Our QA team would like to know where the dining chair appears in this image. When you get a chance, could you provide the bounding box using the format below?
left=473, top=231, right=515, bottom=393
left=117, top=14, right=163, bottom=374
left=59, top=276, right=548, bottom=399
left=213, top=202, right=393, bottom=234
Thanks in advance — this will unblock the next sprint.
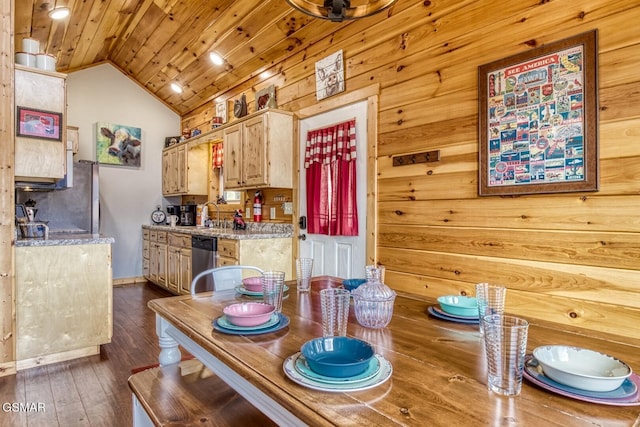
left=190, top=265, right=264, bottom=295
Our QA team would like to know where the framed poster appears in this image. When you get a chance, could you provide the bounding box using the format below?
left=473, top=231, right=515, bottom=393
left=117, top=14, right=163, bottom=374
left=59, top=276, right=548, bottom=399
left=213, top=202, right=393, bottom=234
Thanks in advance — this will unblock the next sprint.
left=478, top=30, right=599, bottom=196
left=96, top=122, right=142, bottom=167
left=255, top=85, right=277, bottom=110
left=16, top=107, right=62, bottom=141
left=315, top=50, right=344, bottom=100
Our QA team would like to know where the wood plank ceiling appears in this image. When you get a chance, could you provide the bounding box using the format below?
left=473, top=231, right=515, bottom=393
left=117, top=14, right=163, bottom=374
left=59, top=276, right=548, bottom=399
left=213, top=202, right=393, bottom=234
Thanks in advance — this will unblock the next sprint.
left=14, top=0, right=345, bottom=116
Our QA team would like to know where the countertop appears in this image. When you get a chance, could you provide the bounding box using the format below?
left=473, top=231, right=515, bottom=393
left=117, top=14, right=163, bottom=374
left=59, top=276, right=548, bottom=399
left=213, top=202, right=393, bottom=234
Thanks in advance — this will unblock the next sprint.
left=143, top=223, right=293, bottom=240
left=15, top=233, right=115, bottom=247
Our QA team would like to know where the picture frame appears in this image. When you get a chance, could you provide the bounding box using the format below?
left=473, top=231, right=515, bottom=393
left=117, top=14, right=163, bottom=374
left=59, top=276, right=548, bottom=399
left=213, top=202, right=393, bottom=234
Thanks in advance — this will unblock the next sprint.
left=16, top=106, right=62, bottom=141
left=96, top=122, right=142, bottom=167
left=215, top=101, right=227, bottom=124
left=315, top=50, right=344, bottom=101
left=478, top=30, right=599, bottom=196
left=255, top=85, right=277, bottom=110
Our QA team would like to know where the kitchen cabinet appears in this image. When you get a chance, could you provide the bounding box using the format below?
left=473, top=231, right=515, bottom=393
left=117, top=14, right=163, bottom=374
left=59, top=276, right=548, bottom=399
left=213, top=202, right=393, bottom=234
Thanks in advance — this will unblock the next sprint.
left=167, top=232, right=192, bottom=295
left=14, top=65, right=66, bottom=181
left=148, top=230, right=168, bottom=288
left=15, top=242, right=112, bottom=370
left=217, top=237, right=292, bottom=279
left=223, top=110, right=293, bottom=190
left=162, top=141, right=209, bottom=196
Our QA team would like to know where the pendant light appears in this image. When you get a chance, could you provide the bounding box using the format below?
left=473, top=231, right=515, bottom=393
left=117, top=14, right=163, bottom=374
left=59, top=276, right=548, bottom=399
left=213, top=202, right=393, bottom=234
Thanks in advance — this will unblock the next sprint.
left=285, top=0, right=398, bottom=22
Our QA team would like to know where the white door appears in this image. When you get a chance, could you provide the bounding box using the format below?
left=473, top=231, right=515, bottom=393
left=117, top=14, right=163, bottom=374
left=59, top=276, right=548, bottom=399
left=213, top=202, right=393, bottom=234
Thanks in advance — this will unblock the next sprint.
left=298, top=100, right=368, bottom=279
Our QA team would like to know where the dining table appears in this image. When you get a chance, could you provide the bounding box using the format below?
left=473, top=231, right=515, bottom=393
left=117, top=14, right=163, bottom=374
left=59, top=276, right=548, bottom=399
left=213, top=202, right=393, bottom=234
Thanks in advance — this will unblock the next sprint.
left=148, top=276, right=640, bottom=426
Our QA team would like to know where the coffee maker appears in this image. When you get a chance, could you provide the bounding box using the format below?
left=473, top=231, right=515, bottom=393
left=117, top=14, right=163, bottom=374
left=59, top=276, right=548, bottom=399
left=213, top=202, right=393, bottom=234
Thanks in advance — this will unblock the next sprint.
left=166, top=205, right=180, bottom=225
left=179, top=205, right=197, bottom=226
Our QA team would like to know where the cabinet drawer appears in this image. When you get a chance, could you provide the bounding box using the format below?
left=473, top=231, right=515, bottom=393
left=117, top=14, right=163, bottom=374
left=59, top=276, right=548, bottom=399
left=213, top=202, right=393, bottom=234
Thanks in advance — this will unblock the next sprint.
left=218, top=238, right=239, bottom=260
left=217, top=256, right=238, bottom=267
left=143, top=229, right=150, bottom=240
left=149, top=230, right=157, bottom=241
left=169, top=233, right=191, bottom=248
left=157, top=231, right=168, bottom=244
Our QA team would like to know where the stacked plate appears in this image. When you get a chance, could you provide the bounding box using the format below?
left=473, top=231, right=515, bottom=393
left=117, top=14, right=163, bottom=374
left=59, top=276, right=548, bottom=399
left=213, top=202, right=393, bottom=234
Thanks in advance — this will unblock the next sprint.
left=283, top=337, right=393, bottom=392
left=427, top=295, right=479, bottom=324
left=212, top=312, right=290, bottom=335
left=235, top=284, right=289, bottom=297
left=524, top=345, right=639, bottom=406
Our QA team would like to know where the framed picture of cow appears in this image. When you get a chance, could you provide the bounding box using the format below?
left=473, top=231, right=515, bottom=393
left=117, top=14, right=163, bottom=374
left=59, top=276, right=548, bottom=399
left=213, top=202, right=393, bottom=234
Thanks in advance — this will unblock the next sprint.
left=95, top=122, right=142, bottom=167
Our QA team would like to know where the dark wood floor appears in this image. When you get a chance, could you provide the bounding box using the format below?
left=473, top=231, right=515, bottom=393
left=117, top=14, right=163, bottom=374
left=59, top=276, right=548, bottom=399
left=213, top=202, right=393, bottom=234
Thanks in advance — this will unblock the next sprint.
left=0, top=283, right=174, bottom=427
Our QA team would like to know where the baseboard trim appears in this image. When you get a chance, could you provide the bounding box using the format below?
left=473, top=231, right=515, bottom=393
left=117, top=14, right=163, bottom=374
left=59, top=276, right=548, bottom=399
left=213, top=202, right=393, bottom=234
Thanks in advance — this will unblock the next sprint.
left=113, top=276, right=148, bottom=287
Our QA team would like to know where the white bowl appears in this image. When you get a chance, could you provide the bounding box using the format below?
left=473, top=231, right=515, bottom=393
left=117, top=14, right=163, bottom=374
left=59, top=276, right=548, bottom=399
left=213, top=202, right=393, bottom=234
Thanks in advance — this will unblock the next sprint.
left=533, top=345, right=632, bottom=392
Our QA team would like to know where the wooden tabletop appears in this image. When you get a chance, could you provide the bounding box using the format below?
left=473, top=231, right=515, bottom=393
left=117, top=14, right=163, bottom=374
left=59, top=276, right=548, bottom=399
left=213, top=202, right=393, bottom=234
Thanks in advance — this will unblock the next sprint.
left=148, top=277, right=640, bottom=426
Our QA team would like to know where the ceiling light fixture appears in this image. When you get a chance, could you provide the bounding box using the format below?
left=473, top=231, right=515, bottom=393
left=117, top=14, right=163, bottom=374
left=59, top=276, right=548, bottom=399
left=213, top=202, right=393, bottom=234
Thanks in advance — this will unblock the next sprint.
left=48, top=7, right=71, bottom=20
left=170, top=82, right=183, bottom=93
left=285, top=0, right=398, bottom=22
left=209, top=52, right=224, bottom=66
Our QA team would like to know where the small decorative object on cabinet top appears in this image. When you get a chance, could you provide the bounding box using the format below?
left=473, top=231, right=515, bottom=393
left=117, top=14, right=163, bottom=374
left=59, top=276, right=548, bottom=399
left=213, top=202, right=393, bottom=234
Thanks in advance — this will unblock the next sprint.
left=164, top=136, right=180, bottom=147
left=234, top=94, right=248, bottom=118
left=215, top=101, right=227, bottom=124
left=256, top=85, right=276, bottom=110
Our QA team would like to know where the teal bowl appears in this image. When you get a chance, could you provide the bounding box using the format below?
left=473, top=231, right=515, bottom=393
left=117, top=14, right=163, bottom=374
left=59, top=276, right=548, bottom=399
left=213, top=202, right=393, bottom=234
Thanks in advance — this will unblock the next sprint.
left=301, top=337, right=375, bottom=378
left=437, top=295, right=478, bottom=317
left=342, top=278, right=367, bottom=292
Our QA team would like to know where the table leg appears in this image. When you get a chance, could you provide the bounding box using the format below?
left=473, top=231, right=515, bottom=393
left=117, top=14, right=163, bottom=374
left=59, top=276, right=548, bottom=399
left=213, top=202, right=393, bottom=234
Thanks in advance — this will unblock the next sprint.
left=155, top=313, right=181, bottom=366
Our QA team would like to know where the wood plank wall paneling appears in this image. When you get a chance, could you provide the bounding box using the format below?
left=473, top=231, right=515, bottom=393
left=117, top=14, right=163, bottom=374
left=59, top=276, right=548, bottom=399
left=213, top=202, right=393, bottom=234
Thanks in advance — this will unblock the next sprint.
left=1, top=0, right=15, bottom=375
left=181, top=0, right=640, bottom=341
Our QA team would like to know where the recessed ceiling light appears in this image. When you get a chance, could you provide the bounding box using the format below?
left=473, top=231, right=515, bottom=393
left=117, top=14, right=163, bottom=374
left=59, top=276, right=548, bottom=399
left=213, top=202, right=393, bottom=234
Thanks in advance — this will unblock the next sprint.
left=170, top=82, right=183, bottom=93
left=209, top=52, right=224, bottom=66
left=48, top=7, right=70, bottom=20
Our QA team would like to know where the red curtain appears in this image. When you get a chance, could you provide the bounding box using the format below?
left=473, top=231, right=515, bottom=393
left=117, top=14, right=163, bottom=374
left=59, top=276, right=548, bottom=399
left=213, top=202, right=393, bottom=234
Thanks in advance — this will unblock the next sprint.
left=212, top=143, right=223, bottom=168
left=304, top=119, right=358, bottom=236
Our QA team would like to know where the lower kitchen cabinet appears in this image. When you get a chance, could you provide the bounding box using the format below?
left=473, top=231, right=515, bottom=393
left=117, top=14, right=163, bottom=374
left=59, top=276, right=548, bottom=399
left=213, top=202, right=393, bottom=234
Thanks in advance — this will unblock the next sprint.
left=217, top=237, right=292, bottom=279
left=167, top=232, right=192, bottom=294
left=148, top=230, right=168, bottom=288
left=15, top=242, right=113, bottom=370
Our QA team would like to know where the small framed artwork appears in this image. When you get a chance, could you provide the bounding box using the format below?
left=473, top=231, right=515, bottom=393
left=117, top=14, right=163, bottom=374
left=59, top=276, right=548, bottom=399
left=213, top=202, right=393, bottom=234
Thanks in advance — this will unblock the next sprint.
left=16, top=107, right=62, bottom=141
left=215, top=101, right=227, bottom=124
left=96, top=122, right=142, bottom=167
left=315, top=50, right=345, bottom=101
left=255, top=85, right=277, bottom=110
left=478, top=30, right=599, bottom=196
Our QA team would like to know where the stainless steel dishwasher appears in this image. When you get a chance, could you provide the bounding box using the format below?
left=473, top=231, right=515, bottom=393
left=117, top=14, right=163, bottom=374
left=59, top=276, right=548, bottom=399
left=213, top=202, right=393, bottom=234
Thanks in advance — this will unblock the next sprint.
left=191, top=236, right=217, bottom=293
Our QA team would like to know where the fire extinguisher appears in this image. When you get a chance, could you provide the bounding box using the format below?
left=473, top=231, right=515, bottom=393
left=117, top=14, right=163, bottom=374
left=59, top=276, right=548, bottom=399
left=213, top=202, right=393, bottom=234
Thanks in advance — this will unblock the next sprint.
left=253, top=191, right=263, bottom=222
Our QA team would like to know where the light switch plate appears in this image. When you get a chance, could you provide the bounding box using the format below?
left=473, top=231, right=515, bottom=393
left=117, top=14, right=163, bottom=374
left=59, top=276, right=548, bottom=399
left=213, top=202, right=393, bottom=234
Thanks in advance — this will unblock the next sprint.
left=283, top=202, right=293, bottom=215
left=270, top=207, right=276, bottom=218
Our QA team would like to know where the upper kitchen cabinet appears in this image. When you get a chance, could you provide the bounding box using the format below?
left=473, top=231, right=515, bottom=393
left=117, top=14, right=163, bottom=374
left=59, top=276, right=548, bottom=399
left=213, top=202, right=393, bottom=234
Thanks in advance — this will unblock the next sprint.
left=14, top=65, right=66, bottom=181
left=162, top=141, right=209, bottom=196
left=223, top=109, right=293, bottom=190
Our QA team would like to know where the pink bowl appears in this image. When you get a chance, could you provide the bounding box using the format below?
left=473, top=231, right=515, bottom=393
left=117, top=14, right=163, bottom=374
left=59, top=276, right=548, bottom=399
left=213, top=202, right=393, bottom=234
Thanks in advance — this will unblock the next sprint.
left=242, top=276, right=263, bottom=292
left=223, top=302, right=275, bottom=327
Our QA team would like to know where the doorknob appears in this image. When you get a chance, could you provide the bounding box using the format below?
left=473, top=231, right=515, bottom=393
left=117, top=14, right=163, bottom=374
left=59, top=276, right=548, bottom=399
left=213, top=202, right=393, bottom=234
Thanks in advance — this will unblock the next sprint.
left=298, top=234, right=306, bottom=241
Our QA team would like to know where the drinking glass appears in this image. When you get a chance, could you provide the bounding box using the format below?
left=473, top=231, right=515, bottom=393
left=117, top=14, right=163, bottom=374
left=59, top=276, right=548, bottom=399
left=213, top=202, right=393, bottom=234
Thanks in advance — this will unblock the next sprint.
left=482, top=314, right=529, bottom=396
left=320, top=288, right=351, bottom=337
left=296, top=258, right=314, bottom=292
left=475, top=283, right=506, bottom=335
left=261, top=271, right=286, bottom=313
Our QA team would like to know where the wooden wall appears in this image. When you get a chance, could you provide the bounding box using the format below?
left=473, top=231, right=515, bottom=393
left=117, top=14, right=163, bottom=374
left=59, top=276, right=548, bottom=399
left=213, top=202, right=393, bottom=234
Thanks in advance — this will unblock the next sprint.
left=183, top=0, right=640, bottom=341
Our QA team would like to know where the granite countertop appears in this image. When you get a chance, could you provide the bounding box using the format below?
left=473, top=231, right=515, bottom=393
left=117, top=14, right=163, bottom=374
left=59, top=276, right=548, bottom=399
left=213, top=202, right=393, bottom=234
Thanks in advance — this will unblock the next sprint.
left=143, top=223, right=293, bottom=239
left=15, top=233, right=115, bottom=247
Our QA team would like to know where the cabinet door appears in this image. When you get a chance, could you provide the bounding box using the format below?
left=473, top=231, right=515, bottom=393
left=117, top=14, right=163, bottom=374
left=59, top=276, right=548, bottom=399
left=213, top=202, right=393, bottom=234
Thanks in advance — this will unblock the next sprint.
left=179, top=249, right=192, bottom=294
left=157, top=243, right=168, bottom=288
left=162, top=150, right=171, bottom=195
left=223, top=124, right=243, bottom=188
left=242, top=115, right=268, bottom=187
left=176, top=144, right=188, bottom=193
left=167, top=247, right=180, bottom=293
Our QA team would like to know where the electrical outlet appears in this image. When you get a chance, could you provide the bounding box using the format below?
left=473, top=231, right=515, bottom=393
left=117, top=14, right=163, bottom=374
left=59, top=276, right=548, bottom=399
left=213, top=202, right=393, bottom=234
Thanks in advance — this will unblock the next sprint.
left=270, top=207, right=276, bottom=218
left=283, top=202, right=293, bottom=215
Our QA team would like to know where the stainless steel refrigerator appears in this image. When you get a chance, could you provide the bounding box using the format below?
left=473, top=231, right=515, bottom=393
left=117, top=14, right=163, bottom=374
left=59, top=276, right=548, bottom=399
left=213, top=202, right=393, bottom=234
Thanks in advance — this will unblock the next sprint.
left=16, top=160, right=100, bottom=235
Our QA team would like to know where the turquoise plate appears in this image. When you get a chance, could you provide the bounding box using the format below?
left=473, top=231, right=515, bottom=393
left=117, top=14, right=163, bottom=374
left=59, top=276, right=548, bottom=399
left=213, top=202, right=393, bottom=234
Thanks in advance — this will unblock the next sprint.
left=235, top=284, right=290, bottom=297
left=212, top=313, right=289, bottom=336
left=216, top=312, right=280, bottom=331
left=294, top=353, right=380, bottom=384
